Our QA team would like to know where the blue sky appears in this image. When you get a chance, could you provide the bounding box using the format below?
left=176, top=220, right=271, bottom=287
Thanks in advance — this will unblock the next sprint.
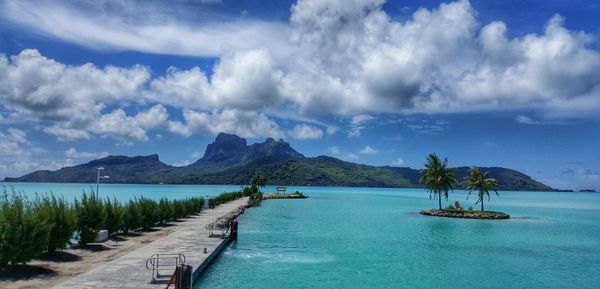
left=0, top=0, right=599, bottom=190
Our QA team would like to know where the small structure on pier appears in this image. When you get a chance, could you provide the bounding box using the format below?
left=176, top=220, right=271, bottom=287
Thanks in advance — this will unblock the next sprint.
left=276, top=186, right=287, bottom=194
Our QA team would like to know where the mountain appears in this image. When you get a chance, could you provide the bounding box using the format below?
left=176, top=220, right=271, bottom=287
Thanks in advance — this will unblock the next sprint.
left=191, top=133, right=304, bottom=167
left=4, top=134, right=554, bottom=191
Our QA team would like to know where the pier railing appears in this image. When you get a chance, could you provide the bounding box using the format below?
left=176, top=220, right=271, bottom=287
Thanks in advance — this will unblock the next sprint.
left=145, top=253, right=186, bottom=284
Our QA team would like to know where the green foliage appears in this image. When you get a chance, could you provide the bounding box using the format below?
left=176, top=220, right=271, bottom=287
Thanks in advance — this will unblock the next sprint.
left=104, top=197, right=124, bottom=236
left=137, top=197, right=158, bottom=230
left=121, top=200, right=141, bottom=234
left=251, top=173, right=266, bottom=190
left=157, top=197, right=174, bottom=225
left=38, top=194, right=76, bottom=252
left=74, top=192, right=106, bottom=245
left=463, top=167, right=499, bottom=212
left=419, top=153, right=458, bottom=210
left=172, top=200, right=187, bottom=220
left=0, top=188, right=50, bottom=267
left=0, top=188, right=206, bottom=266
left=242, top=185, right=258, bottom=197
left=291, top=191, right=304, bottom=197
left=208, top=191, right=244, bottom=208
left=249, top=192, right=263, bottom=206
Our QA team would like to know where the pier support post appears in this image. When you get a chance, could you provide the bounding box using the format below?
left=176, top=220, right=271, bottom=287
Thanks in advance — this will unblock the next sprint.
left=231, top=221, right=238, bottom=242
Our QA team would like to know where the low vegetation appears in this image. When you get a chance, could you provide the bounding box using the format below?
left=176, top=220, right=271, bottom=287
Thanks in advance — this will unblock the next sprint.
left=419, top=154, right=509, bottom=219
left=0, top=186, right=205, bottom=268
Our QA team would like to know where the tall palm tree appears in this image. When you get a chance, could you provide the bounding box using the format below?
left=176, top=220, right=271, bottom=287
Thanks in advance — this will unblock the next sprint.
left=251, top=173, right=266, bottom=190
left=464, top=167, right=499, bottom=211
left=419, top=153, right=458, bottom=210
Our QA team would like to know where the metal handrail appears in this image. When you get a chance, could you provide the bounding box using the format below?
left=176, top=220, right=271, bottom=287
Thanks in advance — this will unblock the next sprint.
left=146, top=254, right=185, bottom=284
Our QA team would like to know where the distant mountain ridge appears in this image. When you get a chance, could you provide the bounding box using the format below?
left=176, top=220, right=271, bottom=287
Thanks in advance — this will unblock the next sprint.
left=4, top=133, right=554, bottom=191
left=192, top=133, right=304, bottom=167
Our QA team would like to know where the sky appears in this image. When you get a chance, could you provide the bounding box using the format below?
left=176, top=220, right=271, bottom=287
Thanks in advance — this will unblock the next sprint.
left=0, top=0, right=599, bottom=190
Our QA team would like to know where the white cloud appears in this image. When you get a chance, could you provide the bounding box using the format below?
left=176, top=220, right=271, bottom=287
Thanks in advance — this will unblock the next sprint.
left=172, top=160, right=191, bottom=167
left=168, top=109, right=282, bottom=138
left=0, top=128, right=31, bottom=157
left=0, top=0, right=599, bottom=146
left=344, top=153, right=359, bottom=161
left=1, top=1, right=291, bottom=58
left=348, top=114, right=375, bottom=137
left=328, top=146, right=341, bottom=155
left=190, top=151, right=204, bottom=159
left=65, top=148, right=109, bottom=159
left=359, top=145, right=378, bottom=155
left=392, top=158, right=405, bottom=166
left=516, top=115, right=541, bottom=125
left=289, top=124, right=323, bottom=139
left=326, top=126, right=338, bottom=135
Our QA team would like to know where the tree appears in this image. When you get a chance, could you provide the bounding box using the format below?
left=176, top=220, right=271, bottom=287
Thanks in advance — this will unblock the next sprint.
left=251, top=173, right=266, bottom=190
left=464, top=167, right=499, bottom=211
left=419, top=153, right=458, bottom=210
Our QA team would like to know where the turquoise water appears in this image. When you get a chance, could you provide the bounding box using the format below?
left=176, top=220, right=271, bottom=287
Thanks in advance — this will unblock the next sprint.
left=4, top=183, right=600, bottom=288
left=196, top=187, right=600, bottom=289
left=1, top=182, right=244, bottom=202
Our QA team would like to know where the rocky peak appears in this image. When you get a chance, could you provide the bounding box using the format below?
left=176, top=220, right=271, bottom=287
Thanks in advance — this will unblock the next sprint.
left=192, top=133, right=304, bottom=167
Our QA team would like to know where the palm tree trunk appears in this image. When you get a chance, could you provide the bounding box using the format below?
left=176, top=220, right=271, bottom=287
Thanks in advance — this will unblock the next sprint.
left=438, top=193, right=442, bottom=210
left=481, top=197, right=484, bottom=211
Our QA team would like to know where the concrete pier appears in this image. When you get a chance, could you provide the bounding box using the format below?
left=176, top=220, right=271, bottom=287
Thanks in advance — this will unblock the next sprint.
left=53, top=197, right=249, bottom=289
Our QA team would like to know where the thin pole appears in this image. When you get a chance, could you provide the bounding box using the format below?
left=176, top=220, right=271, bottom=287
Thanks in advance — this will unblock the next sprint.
left=96, top=169, right=100, bottom=198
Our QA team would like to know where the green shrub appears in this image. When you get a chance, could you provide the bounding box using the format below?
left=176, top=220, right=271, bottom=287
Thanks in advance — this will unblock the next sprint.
left=104, top=197, right=124, bottom=236
left=74, top=192, right=106, bottom=245
left=173, top=200, right=187, bottom=220
left=157, top=197, right=174, bottom=225
left=208, top=191, right=244, bottom=208
left=38, top=194, right=76, bottom=252
left=137, top=197, right=158, bottom=230
left=121, top=200, right=141, bottom=234
left=249, top=192, right=263, bottom=206
left=0, top=189, right=50, bottom=267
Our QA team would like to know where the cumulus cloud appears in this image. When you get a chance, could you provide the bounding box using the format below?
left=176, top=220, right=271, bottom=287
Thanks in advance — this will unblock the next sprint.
left=289, top=124, right=324, bottom=139
left=328, top=146, right=341, bottom=155
left=65, top=148, right=109, bottom=159
left=0, top=128, right=31, bottom=157
left=1, top=0, right=600, bottom=145
left=392, top=158, right=405, bottom=166
left=359, top=145, right=378, bottom=155
left=168, top=109, right=282, bottom=138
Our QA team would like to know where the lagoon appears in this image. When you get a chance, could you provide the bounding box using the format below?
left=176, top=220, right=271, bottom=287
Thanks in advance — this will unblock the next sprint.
left=4, top=183, right=600, bottom=288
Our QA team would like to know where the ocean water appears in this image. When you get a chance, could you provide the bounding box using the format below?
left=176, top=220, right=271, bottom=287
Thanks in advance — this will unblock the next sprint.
left=195, top=187, right=600, bottom=289
left=3, top=183, right=599, bottom=288
left=1, top=182, right=244, bottom=203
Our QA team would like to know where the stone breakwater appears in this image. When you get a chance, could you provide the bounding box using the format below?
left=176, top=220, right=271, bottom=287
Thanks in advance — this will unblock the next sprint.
left=262, top=193, right=308, bottom=200
left=420, top=209, right=510, bottom=219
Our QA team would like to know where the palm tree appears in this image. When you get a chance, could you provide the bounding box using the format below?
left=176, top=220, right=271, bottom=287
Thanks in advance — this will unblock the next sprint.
left=251, top=173, right=266, bottom=191
left=464, top=167, right=499, bottom=211
left=419, top=153, right=458, bottom=210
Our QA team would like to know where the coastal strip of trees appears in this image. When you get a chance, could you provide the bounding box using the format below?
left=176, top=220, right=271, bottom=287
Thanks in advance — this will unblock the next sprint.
left=0, top=187, right=258, bottom=268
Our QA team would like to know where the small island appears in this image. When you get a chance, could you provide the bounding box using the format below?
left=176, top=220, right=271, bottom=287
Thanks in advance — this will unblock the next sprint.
left=420, top=209, right=509, bottom=219
left=419, top=153, right=510, bottom=220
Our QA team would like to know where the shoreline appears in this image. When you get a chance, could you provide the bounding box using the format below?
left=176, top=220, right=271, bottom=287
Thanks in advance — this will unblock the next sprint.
left=420, top=209, right=510, bottom=220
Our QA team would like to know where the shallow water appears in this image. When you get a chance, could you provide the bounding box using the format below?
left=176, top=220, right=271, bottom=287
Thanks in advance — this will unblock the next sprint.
left=195, top=187, right=600, bottom=289
left=4, top=183, right=599, bottom=288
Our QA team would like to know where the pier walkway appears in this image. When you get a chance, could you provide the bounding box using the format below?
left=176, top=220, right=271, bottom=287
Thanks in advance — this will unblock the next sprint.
left=53, top=197, right=249, bottom=289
